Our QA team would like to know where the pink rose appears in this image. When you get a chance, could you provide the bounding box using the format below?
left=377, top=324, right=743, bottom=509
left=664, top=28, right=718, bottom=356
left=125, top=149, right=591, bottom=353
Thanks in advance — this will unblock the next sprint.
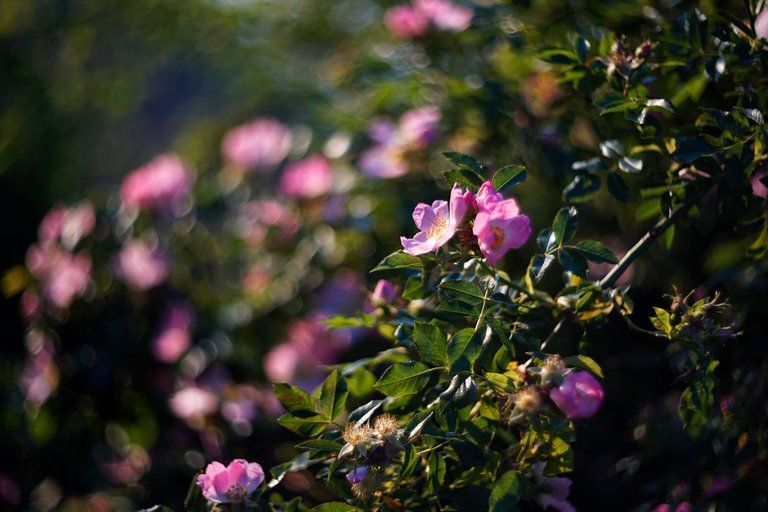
left=401, top=184, right=468, bottom=255
left=756, top=8, right=768, bottom=39
left=120, top=153, right=195, bottom=215
left=532, top=462, right=576, bottom=512
left=549, top=371, right=605, bottom=419
left=113, top=239, right=169, bottom=291
left=470, top=181, right=531, bottom=265
left=384, top=5, right=429, bottom=39
left=196, top=459, right=265, bottom=504
left=221, top=118, right=292, bottom=170
left=279, top=155, right=333, bottom=198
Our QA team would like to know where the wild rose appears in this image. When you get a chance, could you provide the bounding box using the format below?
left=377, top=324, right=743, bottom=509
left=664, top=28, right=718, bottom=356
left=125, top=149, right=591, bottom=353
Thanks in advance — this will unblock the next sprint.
left=470, top=182, right=531, bottom=265
left=414, top=0, right=473, bottom=32
left=221, top=118, right=292, bottom=171
left=151, top=302, right=194, bottom=363
left=27, top=245, right=92, bottom=309
left=401, top=183, right=468, bottom=255
left=532, top=462, right=576, bottom=512
left=397, top=106, right=441, bottom=149
left=169, top=386, right=219, bottom=425
left=38, top=201, right=95, bottom=249
left=113, top=239, right=169, bottom=291
left=384, top=5, right=429, bottom=39
left=120, top=153, right=195, bottom=215
left=279, top=155, right=333, bottom=198
left=756, top=8, right=768, bottom=39
left=196, top=459, right=265, bottom=504
left=549, top=371, right=605, bottom=419
left=358, top=142, right=408, bottom=179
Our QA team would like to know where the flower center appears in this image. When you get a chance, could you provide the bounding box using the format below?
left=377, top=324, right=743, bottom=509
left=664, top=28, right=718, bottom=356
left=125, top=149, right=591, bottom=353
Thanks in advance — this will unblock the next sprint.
left=426, top=215, right=448, bottom=240
left=224, top=483, right=247, bottom=502
left=490, top=226, right=505, bottom=249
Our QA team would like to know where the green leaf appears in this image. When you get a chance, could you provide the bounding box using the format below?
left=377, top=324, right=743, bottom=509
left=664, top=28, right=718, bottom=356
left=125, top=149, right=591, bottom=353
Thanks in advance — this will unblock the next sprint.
left=563, top=355, right=604, bottom=378
left=413, top=322, right=448, bottom=367
left=563, top=174, right=601, bottom=203
left=645, top=98, right=676, bottom=113
left=671, top=136, right=716, bottom=164
left=374, top=362, right=434, bottom=397
left=444, top=168, right=485, bottom=191
left=551, top=207, right=578, bottom=247
left=296, top=438, right=344, bottom=453
left=557, top=248, right=588, bottom=278
left=447, top=328, right=483, bottom=373
left=537, top=228, right=557, bottom=252
left=575, top=36, right=590, bottom=62
left=528, top=253, right=555, bottom=284
left=319, top=370, right=348, bottom=422
left=618, top=156, right=643, bottom=174
left=443, top=151, right=485, bottom=174
left=572, top=240, right=618, bottom=264
left=489, top=470, right=520, bottom=512
left=635, top=198, right=661, bottom=222
left=484, top=372, right=517, bottom=393
left=274, top=383, right=316, bottom=414
left=371, top=251, right=423, bottom=273
left=606, top=173, right=630, bottom=202
left=277, top=412, right=329, bottom=437
left=599, top=139, right=624, bottom=159
left=572, top=157, right=604, bottom=174
left=748, top=224, right=768, bottom=260
left=661, top=224, right=675, bottom=250
left=321, top=314, right=375, bottom=330
left=346, top=368, right=377, bottom=398
left=438, top=279, right=485, bottom=304
left=401, top=443, right=419, bottom=478
left=184, top=473, right=208, bottom=512
left=492, top=165, right=527, bottom=191
left=310, top=503, right=359, bottom=512
left=426, top=452, right=447, bottom=494
left=539, top=48, right=579, bottom=64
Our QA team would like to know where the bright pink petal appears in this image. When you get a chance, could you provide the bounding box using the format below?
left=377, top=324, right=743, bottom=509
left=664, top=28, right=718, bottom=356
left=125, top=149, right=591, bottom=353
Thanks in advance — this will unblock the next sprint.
left=412, top=202, right=438, bottom=230
left=401, top=232, right=437, bottom=255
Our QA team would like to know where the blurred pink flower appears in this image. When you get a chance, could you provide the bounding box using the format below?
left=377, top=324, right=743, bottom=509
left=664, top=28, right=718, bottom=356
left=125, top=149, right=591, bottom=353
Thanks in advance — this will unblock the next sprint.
left=549, top=371, right=605, bottom=419
left=398, top=106, right=441, bottom=148
left=27, top=244, right=92, bottom=309
left=414, top=0, right=473, bottom=32
left=196, top=459, right=265, bottom=504
left=532, top=462, right=575, bottom=512
left=20, top=330, right=59, bottom=406
left=120, top=153, right=195, bottom=215
left=169, top=386, right=219, bottom=421
left=756, top=8, right=768, bottom=39
left=372, top=279, right=398, bottom=305
left=384, top=4, right=429, bottom=39
left=470, top=182, right=531, bottom=265
left=279, top=155, right=333, bottom=198
left=221, top=118, right=292, bottom=170
left=38, top=201, right=95, bottom=249
left=151, top=302, right=194, bottom=363
left=358, top=143, right=409, bottom=179
left=401, top=183, right=468, bottom=255
left=751, top=167, right=768, bottom=198
left=0, top=474, right=21, bottom=506
left=114, top=239, right=169, bottom=291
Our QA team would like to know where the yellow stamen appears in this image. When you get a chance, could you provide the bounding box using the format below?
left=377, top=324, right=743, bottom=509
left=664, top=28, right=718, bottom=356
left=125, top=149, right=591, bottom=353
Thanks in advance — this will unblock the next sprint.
left=426, top=216, right=448, bottom=240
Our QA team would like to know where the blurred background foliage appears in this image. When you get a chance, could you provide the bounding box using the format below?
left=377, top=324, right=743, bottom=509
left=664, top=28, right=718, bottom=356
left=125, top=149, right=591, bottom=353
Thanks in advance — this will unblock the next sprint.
left=1, top=0, right=767, bottom=510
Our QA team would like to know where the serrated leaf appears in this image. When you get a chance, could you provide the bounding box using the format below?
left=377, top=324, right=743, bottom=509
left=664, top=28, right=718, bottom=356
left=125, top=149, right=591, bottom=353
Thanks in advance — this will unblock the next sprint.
left=529, top=253, right=555, bottom=284
left=671, top=136, right=716, bottom=164
left=274, top=383, right=316, bottom=414
left=618, top=156, right=643, bottom=174
left=319, top=370, right=348, bottom=422
left=563, top=174, right=601, bottom=203
left=401, top=443, right=419, bottom=478
left=427, top=453, right=447, bottom=493
left=489, top=470, right=520, bottom=512
left=645, top=98, right=676, bottom=113
left=438, top=279, right=485, bottom=304
left=447, top=328, right=482, bottom=373
left=413, top=322, right=448, bottom=367
left=277, top=412, right=329, bottom=437
left=492, top=164, right=527, bottom=191
left=573, top=240, right=618, bottom=264
left=600, top=139, right=624, bottom=159
left=374, top=362, right=434, bottom=397
left=606, top=172, right=630, bottom=202
left=444, top=168, right=485, bottom=191
left=484, top=372, right=517, bottom=393
left=371, top=251, right=423, bottom=273
left=537, top=228, right=557, bottom=252
left=551, top=207, right=578, bottom=246
left=563, top=355, right=604, bottom=378
left=443, top=151, right=485, bottom=173
left=557, top=248, right=588, bottom=278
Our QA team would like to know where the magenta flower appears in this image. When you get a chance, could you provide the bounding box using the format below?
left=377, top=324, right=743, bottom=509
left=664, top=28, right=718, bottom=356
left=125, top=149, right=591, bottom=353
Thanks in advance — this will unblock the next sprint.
left=38, top=201, right=95, bottom=249
left=221, top=118, right=292, bottom=171
left=120, top=153, right=195, bottom=215
left=384, top=5, right=429, bottom=39
left=114, top=239, right=169, bottom=291
left=397, top=106, right=441, bottom=149
left=401, top=184, right=468, bottom=255
left=751, top=167, right=768, bottom=198
left=470, top=182, right=531, bottom=265
left=346, top=466, right=369, bottom=485
left=372, top=279, right=398, bottom=305
left=532, top=462, right=575, bottom=512
left=549, top=371, right=605, bottom=419
left=151, top=302, right=194, bottom=364
left=27, top=245, right=92, bottom=309
left=196, top=459, right=265, bottom=504
left=756, top=8, right=768, bottom=39
left=279, top=155, right=334, bottom=198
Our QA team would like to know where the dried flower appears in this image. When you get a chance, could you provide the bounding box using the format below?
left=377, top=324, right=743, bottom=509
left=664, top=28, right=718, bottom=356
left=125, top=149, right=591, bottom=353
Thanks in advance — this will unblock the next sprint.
left=374, top=413, right=400, bottom=437
left=343, top=421, right=374, bottom=446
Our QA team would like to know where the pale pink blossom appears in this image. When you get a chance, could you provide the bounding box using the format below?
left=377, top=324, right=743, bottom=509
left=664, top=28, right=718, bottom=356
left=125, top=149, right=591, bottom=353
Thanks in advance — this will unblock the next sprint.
left=113, top=239, right=169, bottom=291
left=196, top=459, right=265, bottom=504
left=470, top=182, right=531, bottom=265
left=169, top=386, right=219, bottom=420
left=120, top=153, right=195, bottom=215
left=414, top=0, right=473, bottom=32
left=398, top=106, right=441, bottom=148
left=279, top=155, right=333, bottom=198
left=384, top=5, right=429, bottom=39
left=756, top=8, right=768, bottom=39
left=221, top=118, right=292, bottom=170
left=151, top=302, right=194, bottom=363
left=38, top=201, right=95, bottom=249
left=27, top=245, right=92, bottom=308
left=358, top=143, right=409, bottom=179
left=401, top=183, right=468, bottom=255
left=751, top=167, right=768, bottom=198
left=20, top=332, right=59, bottom=406
left=532, top=462, right=576, bottom=512
left=549, top=371, right=605, bottom=419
